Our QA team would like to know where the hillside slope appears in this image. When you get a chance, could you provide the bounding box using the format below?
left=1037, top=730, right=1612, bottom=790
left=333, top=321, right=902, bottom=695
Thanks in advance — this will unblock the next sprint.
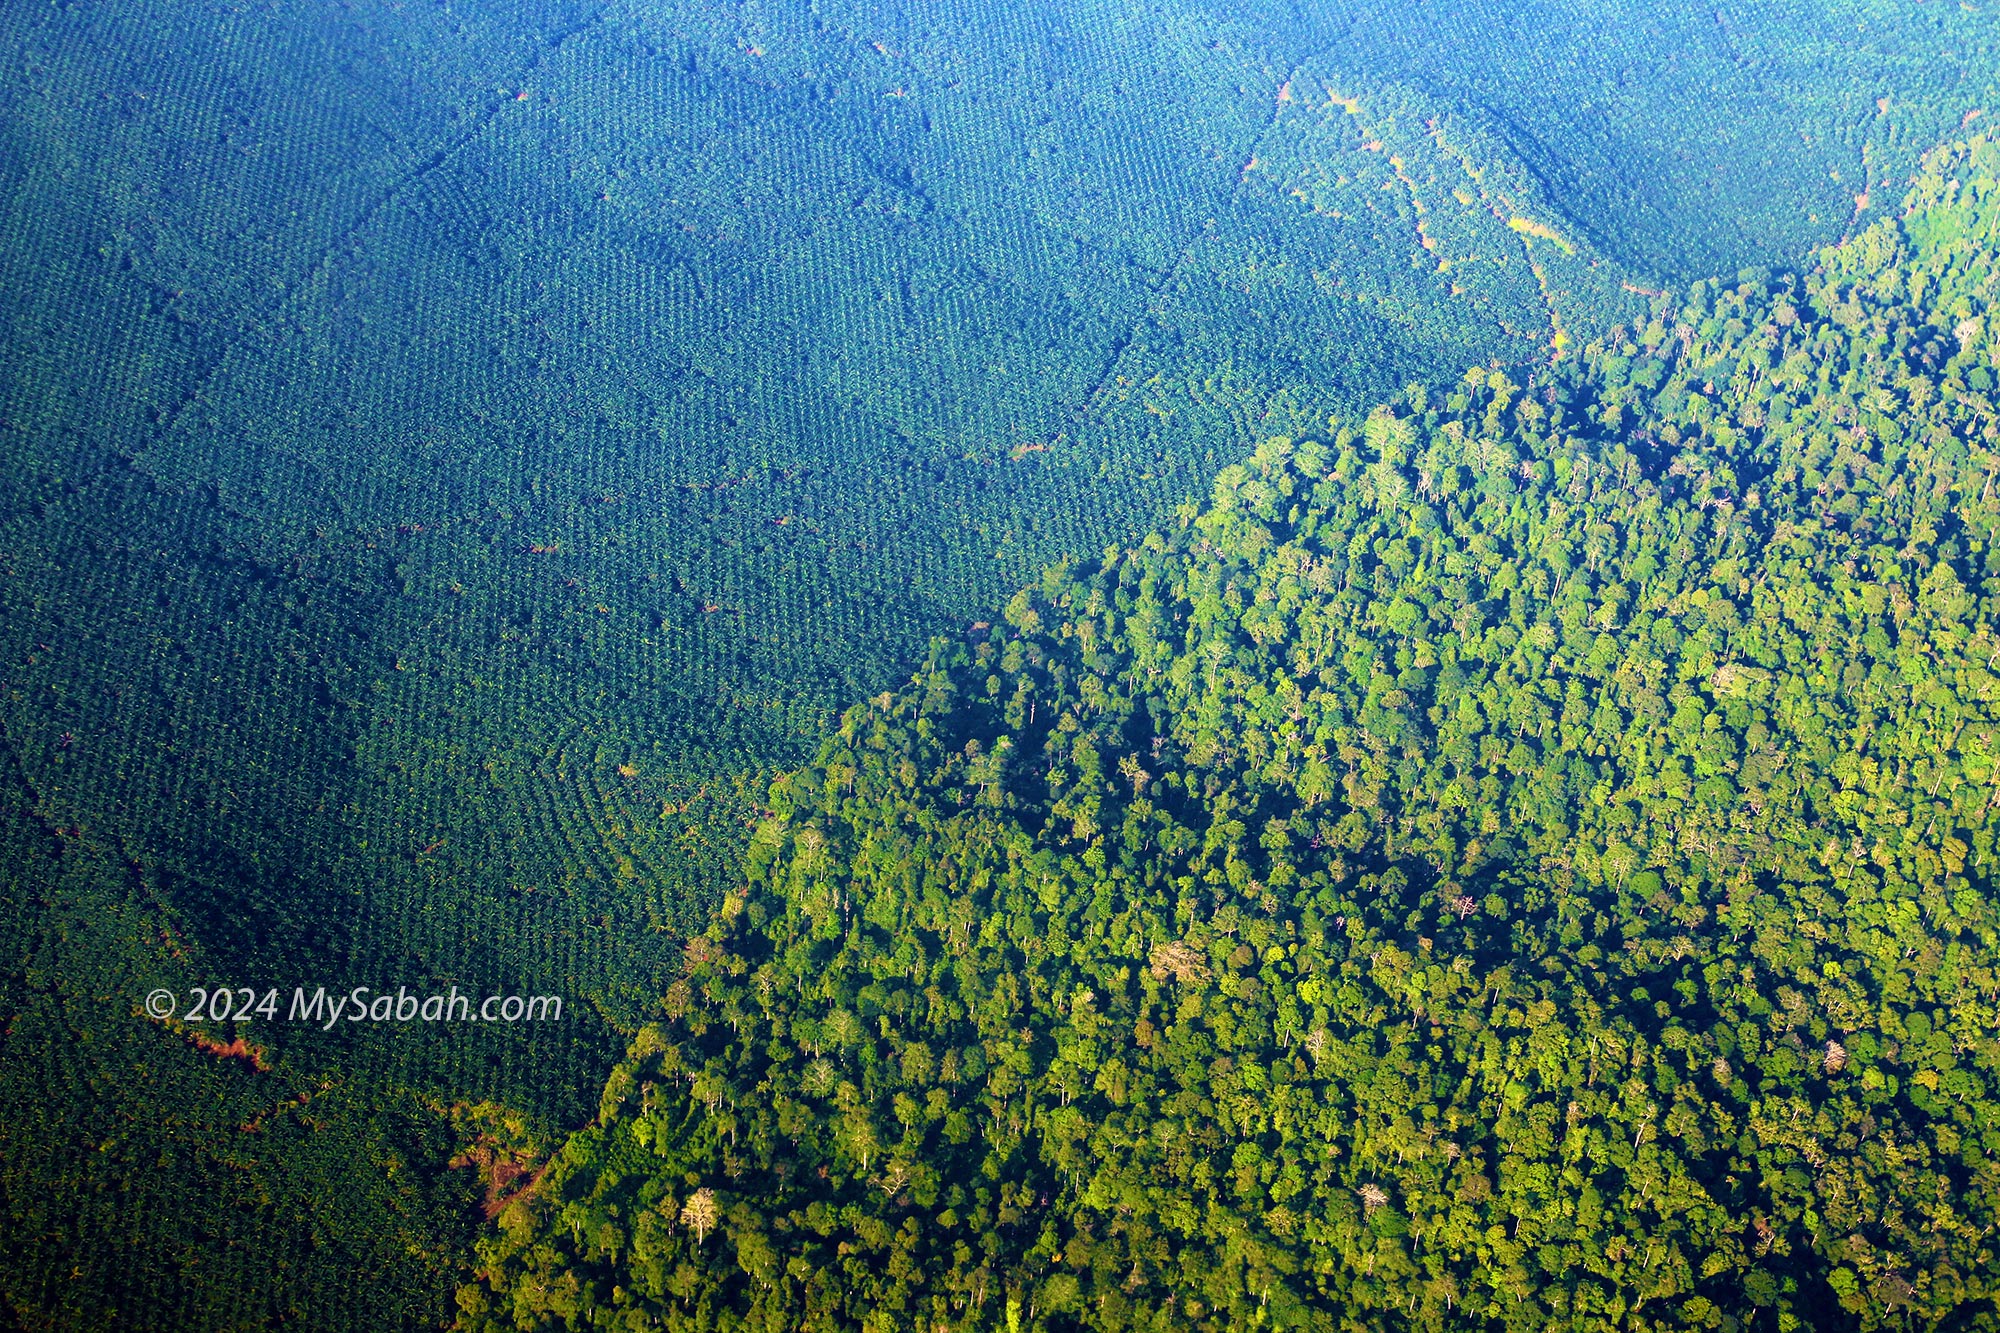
left=464, top=138, right=2000, bottom=1332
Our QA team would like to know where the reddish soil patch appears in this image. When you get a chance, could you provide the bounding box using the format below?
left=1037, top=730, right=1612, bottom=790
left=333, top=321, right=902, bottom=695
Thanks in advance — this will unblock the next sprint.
left=189, top=1032, right=272, bottom=1073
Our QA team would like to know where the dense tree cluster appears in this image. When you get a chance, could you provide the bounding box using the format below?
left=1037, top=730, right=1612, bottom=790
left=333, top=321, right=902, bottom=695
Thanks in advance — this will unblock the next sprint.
left=457, top=138, right=2000, bottom=1332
